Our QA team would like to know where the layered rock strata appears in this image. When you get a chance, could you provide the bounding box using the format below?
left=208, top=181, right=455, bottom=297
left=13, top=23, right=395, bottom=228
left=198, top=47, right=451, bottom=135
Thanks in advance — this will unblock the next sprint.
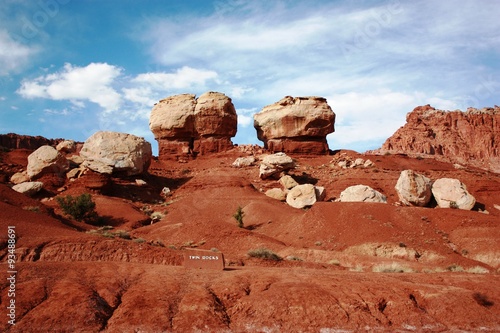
left=150, top=92, right=237, bottom=159
left=377, top=105, right=500, bottom=172
left=254, top=96, right=335, bottom=154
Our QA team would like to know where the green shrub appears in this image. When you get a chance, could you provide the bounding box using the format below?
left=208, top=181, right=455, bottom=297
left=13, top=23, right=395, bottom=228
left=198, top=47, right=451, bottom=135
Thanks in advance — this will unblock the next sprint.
left=56, top=193, right=98, bottom=223
left=233, top=206, right=245, bottom=228
left=247, top=248, right=282, bottom=261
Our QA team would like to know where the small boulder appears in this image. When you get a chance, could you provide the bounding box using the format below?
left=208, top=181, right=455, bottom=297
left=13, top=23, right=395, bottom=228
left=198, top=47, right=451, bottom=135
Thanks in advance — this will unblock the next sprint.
left=80, top=131, right=152, bottom=176
left=56, top=140, right=76, bottom=153
left=286, top=184, right=317, bottom=209
left=66, top=167, right=83, bottom=179
left=259, top=153, right=295, bottom=179
left=27, top=145, right=70, bottom=179
left=265, top=188, right=287, bottom=201
left=395, top=170, right=432, bottom=207
left=12, top=181, right=44, bottom=196
left=351, top=158, right=365, bottom=168
left=10, top=171, right=30, bottom=185
left=431, top=178, right=476, bottom=210
left=339, top=185, right=387, bottom=203
left=279, top=175, right=298, bottom=190
left=232, top=156, right=256, bottom=168
left=315, top=186, right=326, bottom=201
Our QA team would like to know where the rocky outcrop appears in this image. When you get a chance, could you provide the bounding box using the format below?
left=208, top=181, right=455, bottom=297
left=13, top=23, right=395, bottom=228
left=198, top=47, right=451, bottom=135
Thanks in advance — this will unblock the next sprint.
left=80, top=131, right=152, bottom=176
left=150, top=92, right=237, bottom=159
left=338, top=185, right=387, bottom=203
left=395, top=170, right=433, bottom=207
left=27, top=146, right=70, bottom=179
left=254, top=96, right=335, bottom=154
left=376, top=105, right=500, bottom=172
left=0, top=133, right=65, bottom=150
left=431, top=178, right=476, bottom=210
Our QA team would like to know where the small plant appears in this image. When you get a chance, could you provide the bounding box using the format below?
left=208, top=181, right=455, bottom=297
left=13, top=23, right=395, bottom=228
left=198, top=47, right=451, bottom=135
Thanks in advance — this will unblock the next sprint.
left=449, top=201, right=459, bottom=209
left=22, top=206, right=40, bottom=213
left=285, top=256, right=303, bottom=261
left=150, top=211, right=165, bottom=223
left=115, top=230, right=131, bottom=240
left=133, top=238, right=146, bottom=243
left=372, top=262, right=414, bottom=273
left=447, top=264, right=464, bottom=272
left=247, top=248, right=282, bottom=261
left=56, top=193, right=98, bottom=223
left=314, top=241, right=323, bottom=246
left=328, top=259, right=341, bottom=266
left=233, top=206, right=245, bottom=228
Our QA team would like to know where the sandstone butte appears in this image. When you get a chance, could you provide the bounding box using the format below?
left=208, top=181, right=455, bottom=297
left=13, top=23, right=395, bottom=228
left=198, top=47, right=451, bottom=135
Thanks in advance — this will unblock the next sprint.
left=149, top=91, right=237, bottom=159
left=1, top=98, right=500, bottom=332
left=254, top=96, right=336, bottom=154
left=376, top=104, right=500, bottom=173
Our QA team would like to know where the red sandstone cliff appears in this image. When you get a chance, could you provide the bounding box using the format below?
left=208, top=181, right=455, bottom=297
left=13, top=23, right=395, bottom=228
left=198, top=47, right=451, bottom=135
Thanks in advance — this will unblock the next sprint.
left=375, top=105, right=500, bottom=172
left=0, top=133, right=65, bottom=150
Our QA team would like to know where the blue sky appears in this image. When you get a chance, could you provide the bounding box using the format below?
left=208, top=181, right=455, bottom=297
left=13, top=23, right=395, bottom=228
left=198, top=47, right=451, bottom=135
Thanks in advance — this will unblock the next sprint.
left=1, top=0, right=499, bottom=154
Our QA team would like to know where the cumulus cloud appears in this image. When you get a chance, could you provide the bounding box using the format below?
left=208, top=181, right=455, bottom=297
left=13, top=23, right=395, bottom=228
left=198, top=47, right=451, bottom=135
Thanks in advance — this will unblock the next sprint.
left=17, top=62, right=122, bottom=111
left=132, top=66, right=218, bottom=91
left=0, top=29, right=37, bottom=75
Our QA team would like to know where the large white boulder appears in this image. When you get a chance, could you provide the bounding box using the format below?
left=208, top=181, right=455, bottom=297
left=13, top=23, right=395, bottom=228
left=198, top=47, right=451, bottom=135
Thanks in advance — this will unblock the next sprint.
left=431, top=178, right=476, bottom=210
left=395, top=170, right=433, bottom=207
left=339, top=185, right=387, bottom=203
left=12, top=181, right=44, bottom=196
left=259, top=153, right=295, bottom=179
left=286, top=184, right=317, bottom=209
left=27, top=145, right=69, bottom=179
left=80, top=131, right=152, bottom=176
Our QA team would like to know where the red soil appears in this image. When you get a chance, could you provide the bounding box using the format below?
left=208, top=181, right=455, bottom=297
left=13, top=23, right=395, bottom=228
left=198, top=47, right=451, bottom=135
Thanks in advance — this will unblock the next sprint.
left=1, top=147, right=499, bottom=332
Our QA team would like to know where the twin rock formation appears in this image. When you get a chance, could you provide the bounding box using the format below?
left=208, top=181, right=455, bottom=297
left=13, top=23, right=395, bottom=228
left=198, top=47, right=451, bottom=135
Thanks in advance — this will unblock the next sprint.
left=149, top=92, right=336, bottom=159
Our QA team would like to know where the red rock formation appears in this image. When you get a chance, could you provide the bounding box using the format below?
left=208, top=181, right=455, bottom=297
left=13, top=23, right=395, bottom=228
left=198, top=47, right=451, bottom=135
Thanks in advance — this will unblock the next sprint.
left=0, top=133, right=65, bottom=150
left=253, top=96, right=335, bottom=154
left=377, top=105, right=500, bottom=172
left=150, top=92, right=237, bottom=159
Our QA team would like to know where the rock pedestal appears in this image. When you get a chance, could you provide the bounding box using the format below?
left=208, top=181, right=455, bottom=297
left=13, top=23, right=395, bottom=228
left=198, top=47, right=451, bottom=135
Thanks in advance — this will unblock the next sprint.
left=254, top=96, right=335, bottom=154
left=150, top=92, right=237, bottom=159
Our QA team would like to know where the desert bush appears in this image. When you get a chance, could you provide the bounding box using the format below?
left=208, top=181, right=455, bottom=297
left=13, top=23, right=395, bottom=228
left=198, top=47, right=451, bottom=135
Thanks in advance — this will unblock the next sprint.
left=372, top=262, right=414, bottom=273
left=114, top=230, right=131, bottom=240
left=233, top=206, right=245, bottom=228
left=57, top=193, right=98, bottom=223
left=466, top=266, right=489, bottom=274
left=133, top=238, right=146, bottom=243
left=248, top=248, right=282, bottom=261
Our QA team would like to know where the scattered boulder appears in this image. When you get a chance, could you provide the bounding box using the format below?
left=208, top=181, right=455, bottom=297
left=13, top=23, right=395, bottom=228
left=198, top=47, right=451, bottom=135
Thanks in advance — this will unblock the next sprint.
left=56, top=140, right=76, bottom=153
left=27, top=145, right=70, bottom=179
left=80, top=131, right=152, bottom=176
left=150, top=92, right=237, bottom=159
left=67, top=155, right=84, bottom=166
left=431, top=178, right=476, bottom=210
left=12, top=181, right=44, bottom=196
left=10, top=171, right=30, bottom=185
left=259, top=153, right=296, bottom=179
left=279, top=175, right=298, bottom=190
left=265, top=188, right=287, bottom=201
left=232, top=156, right=256, bottom=168
left=254, top=96, right=335, bottom=154
left=286, top=184, right=317, bottom=209
left=395, top=170, right=433, bottom=207
left=66, top=167, right=83, bottom=179
left=339, top=185, right=387, bottom=203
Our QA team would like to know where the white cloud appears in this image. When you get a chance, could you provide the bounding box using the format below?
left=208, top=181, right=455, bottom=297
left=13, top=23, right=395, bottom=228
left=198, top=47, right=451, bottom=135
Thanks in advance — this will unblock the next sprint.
left=0, top=29, right=38, bottom=76
left=237, top=114, right=252, bottom=127
left=17, top=62, right=122, bottom=111
left=0, top=96, right=5, bottom=101
left=132, top=66, right=218, bottom=91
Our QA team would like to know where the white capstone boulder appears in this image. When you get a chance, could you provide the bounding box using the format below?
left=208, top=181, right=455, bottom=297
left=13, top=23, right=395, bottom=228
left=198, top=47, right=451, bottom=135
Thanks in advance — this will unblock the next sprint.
left=80, top=131, right=152, bottom=176
left=339, top=185, right=387, bottom=203
left=286, top=184, right=317, bottom=209
left=395, top=170, right=432, bottom=207
left=431, top=178, right=476, bottom=210
left=12, top=181, right=44, bottom=196
left=27, top=145, right=70, bottom=179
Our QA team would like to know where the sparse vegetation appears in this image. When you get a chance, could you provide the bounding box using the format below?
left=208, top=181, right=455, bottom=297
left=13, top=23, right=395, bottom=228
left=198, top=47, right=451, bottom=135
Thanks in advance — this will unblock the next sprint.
left=248, top=248, right=282, bottom=261
left=372, top=262, right=414, bottom=273
left=285, top=256, right=303, bottom=261
left=22, top=206, right=40, bottom=213
left=150, top=211, right=165, bottom=223
left=233, top=206, right=245, bottom=228
left=447, top=264, right=464, bottom=272
left=57, top=193, right=98, bottom=223
left=114, top=230, right=131, bottom=240
left=133, top=238, right=146, bottom=243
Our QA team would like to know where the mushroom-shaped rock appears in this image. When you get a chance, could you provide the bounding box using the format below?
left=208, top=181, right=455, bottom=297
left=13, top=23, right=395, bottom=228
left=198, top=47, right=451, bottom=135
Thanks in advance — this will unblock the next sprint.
left=259, top=153, right=296, bottom=179
left=12, top=181, right=44, bottom=196
left=27, top=145, right=70, bottom=179
left=286, top=184, right=317, bottom=209
left=150, top=92, right=237, bottom=159
left=254, top=96, right=335, bottom=154
left=395, top=170, right=433, bottom=207
left=339, top=185, right=387, bottom=203
left=431, top=178, right=476, bottom=210
left=80, top=131, right=152, bottom=176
